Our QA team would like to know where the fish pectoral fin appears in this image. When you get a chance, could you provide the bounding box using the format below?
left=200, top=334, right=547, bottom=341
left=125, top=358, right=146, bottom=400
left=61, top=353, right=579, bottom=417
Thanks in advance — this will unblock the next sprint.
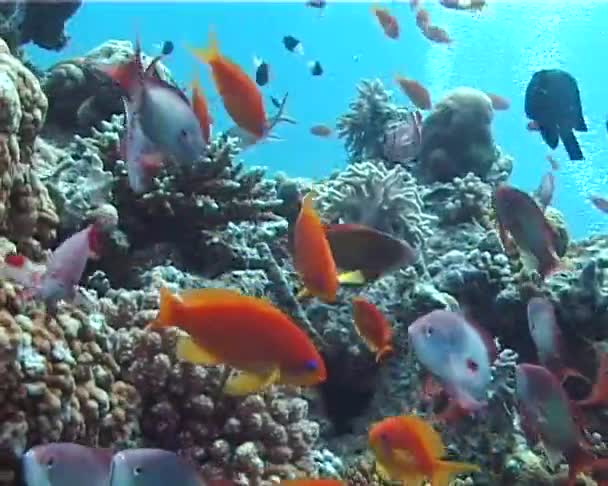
left=538, top=124, right=559, bottom=149
left=296, top=287, right=312, bottom=300
left=176, top=335, right=222, bottom=365
left=338, top=270, right=367, bottom=285
left=223, top=366, right=280, bottom=396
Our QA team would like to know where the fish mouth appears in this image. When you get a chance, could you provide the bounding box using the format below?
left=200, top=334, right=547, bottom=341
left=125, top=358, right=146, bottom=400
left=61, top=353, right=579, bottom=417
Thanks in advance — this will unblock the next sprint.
left=22, top=451, right=47, bottom=486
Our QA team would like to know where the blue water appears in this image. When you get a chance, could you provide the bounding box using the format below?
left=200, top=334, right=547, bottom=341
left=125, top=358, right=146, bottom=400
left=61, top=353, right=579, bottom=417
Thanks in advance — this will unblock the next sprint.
left=27, top=1, right=608, bottom=240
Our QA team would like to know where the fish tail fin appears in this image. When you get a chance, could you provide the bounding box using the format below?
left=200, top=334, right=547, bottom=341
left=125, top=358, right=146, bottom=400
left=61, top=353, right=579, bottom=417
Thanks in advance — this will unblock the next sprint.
left=147, top=287, right=181, bottom=330
left=190, top=30, right=220, bottom=64
left=375, top=345, right=393, bottom=363
left=432, top=460, right=480, bottom=486
left=560, top=127, right=584, bottom=160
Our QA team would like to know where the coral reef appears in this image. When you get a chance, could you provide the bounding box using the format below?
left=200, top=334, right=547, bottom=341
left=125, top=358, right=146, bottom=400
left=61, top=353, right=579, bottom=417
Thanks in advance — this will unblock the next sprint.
left=419, top=87, right=506, bottom=183
left=316, top=160, right=436, bottom=246
left=0, top=38, right=58, bottom=257
left=337, top=79, right=410, bottom=162
left=0, top=1, right=81, bottom=52
left=42, top=39, right=173, bottom=133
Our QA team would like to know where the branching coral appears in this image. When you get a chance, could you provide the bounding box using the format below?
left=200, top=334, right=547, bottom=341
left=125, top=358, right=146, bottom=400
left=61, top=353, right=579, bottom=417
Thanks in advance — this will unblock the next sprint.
left=316, top=161, right=435, bottom=246
left=337, top=79, right=409, bottom=162
left=0, top=38, right=58, bottom=257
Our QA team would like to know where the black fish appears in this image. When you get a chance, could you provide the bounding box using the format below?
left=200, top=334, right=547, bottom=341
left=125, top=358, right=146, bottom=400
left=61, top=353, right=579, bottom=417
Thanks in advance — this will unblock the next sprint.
left=308, top=60, right=323, bottom=76
left=525, top=69, right=587, bottom=161
left=306, top=0, right=326, bottom=8
left=283, top=35, right=303, bottom=54
left=161, top=40, right=174, bottom=56
left=254, top=56, right=270, bottom=87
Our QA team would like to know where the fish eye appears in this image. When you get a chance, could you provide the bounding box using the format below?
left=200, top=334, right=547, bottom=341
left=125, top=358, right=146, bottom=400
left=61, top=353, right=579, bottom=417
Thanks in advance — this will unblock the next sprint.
left=46, top=457, right=54, bottom=468
left=134, top=466, right=143, bottom=476
left=179, top=128, right=189, bottom=139
left=304, top=359, right=318, bottom=371
left=425, top=326, right=434, bottom=338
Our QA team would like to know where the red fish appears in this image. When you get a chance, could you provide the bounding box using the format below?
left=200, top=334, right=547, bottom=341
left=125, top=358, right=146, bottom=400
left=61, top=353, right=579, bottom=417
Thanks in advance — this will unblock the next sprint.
left=324, top=223, right=417, bottom=282
left=190, top=32, right=267, bottom=138
left=294, top=192, right=339, bottom=303
left=369, top=415, right=480, bottom=485
left=494, top=185, right=562, bottom=278
left=485, top=92, right=510, bottom=110
left=395, top=75, right=432, bottom=110
left=191, top=73, right=213, bottom=144
left=415, top=8, right=431, bottom=30
left=352, top=297, right=393, bottom=362
left=422, top=24, right=453, bottom=44
left=147, top=287, right=326, bottom=395
left=371, top=5, right=399, bottom=39
left=516, top=364, right=608, bottom=486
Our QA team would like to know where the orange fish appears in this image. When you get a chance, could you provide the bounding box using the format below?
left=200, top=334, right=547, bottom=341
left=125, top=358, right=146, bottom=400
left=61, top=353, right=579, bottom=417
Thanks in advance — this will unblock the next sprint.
left=190, top=32, right=266, bottom=138
left=422, top=24, right=452, bottom=44
left=191, top=73, right=213, bottom=144
left=415, top=8, right=431, bottom=30
left=485, top=92, right=510, bottom=110
left=147, top=287, right=327, bottom=395
left=310, top=124, right=332, bottom=137
left=395, top=75, right=432, bottom=110
left=371, top=5, right=399, bottom=39
left=369, top=415, right=480, bottom=485
left=294, top=192, right=339, bottom=303
left=352, top=297, right=393, bottom=362
left=281, top=481, right=345, bottom=486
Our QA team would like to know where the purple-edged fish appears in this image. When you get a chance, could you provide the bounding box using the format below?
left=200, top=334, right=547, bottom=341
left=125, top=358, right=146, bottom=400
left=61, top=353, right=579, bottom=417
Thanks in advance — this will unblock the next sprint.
left=23, top=443, right=112, bottom=486
left=109, top=449, right=203, bottom=486
left=515, top=363, right=608, bottom=486
left=494, top=184, right=562, bottom=278
left=408, top=310, right=492, bottom=413
left=527, top=297, right=585, bottom=384
left=99, top=37, right=206, bottom=171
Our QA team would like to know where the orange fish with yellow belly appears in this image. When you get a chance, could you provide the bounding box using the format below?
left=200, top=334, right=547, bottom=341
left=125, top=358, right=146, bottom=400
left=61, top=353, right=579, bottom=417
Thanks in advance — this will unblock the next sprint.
left=147, top=287, right=326, bottom=395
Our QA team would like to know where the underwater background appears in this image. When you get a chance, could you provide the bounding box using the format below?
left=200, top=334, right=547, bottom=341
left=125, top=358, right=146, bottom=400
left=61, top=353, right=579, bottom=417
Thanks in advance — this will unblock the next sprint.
left=4, top=0, right=608, bottom=485
left=29, top=1, right=608, bottom=239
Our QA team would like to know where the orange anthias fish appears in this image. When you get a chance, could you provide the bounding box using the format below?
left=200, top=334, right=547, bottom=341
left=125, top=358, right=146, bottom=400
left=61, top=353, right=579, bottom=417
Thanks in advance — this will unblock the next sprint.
left=294, top=192, right=339, bottom=303
left=191, top=73, right=213, bottom=144
left=371, top=5, right=399, bottom=39
left=422, top=24, right=452, bottom=44
left=190, top=32, right=266, bottom=138
left=395, top=75, right=432, bottom=110
left=415, top=8, right=431, bottom=30
left=147, top=287, right=327, bottom=395
left=352, top=297, right=393, bottom=362
left=369, top=415, right=480, bottom=485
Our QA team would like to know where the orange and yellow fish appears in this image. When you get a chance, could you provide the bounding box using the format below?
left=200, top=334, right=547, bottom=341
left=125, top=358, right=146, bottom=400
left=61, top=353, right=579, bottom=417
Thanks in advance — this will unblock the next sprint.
left=191, top=73, right=213, bottom=144
left=147, top=287, right=326, bottom=395
left=369, top=415, right=480, bottom=486
left=294, top=192, right=339, bottom=303
left=352, top=297, right=393, bottom=362
left=371, top=5, right=399, bottom=39
left=190, top=32, right=267, bottom=138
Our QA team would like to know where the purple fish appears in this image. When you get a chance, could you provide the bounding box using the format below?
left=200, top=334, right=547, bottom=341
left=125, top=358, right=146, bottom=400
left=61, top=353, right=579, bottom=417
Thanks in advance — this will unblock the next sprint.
left=23, top=443, right=112, bottom=486
left=527, top=297, right=585, bottom=384
left=534, top=171, right=555, bottom=210
left=495, top=184, right=561, bottom=278
left=100, top=37, right=206, bottom=170
left=382, top=111, right=422, bottom=163
left=37, top=224, right=103, bottom=311
left=408, top=310, right=492, bottom=413
left=109, top=449, right=203, bottom=486
left=515, top=364, right=608, bottom=485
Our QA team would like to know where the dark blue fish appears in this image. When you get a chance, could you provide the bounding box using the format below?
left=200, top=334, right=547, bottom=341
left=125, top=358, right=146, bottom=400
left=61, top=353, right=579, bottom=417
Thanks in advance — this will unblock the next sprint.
left=525, top=69, right=587, bottom=161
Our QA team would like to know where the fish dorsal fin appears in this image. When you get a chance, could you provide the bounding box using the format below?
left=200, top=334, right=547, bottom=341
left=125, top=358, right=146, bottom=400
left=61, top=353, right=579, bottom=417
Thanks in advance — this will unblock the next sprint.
left=301, top=191, right=317, bottom=212
left=177, top=287, right=244, bottom=305
left=400, top=415, right=446, bottom=457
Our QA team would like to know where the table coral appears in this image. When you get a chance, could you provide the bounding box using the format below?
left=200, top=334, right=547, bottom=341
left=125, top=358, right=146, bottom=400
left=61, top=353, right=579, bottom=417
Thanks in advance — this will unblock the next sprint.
left=316, top=160, right=435, bottom=246
left=0, top=38, right=58, bottom=256
left=337, top=79, right=410, bottom=162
